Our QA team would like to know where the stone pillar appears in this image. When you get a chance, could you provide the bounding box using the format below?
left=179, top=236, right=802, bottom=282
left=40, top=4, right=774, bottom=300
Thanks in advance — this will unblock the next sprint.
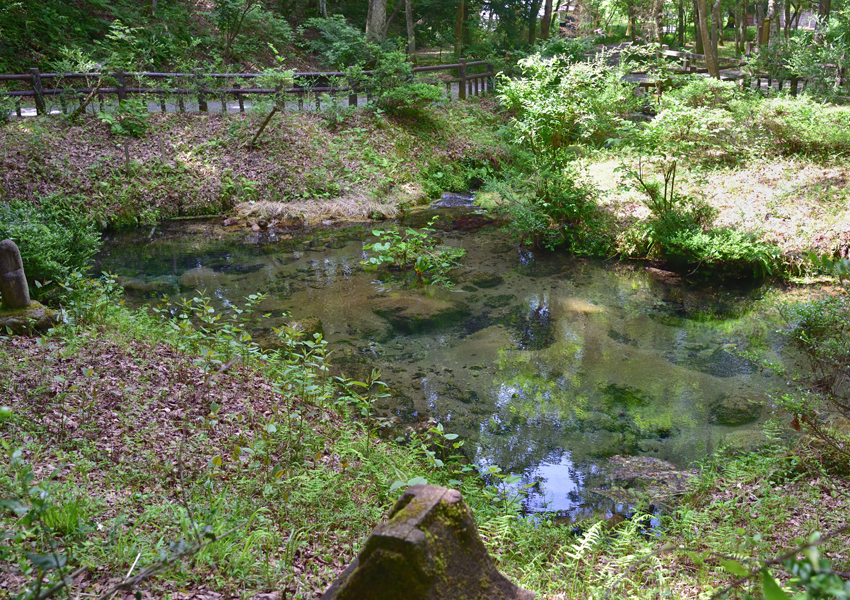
left=0, top=239, right=30, bottom=309
left=321, top=485, right=534, bottom=600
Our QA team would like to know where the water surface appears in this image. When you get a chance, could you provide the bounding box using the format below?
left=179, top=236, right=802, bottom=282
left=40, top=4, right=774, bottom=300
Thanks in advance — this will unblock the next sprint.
left=97, top=216, right=790, bottom=518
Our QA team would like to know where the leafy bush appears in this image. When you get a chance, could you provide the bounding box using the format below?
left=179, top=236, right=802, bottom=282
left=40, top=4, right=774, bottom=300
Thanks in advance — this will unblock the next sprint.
left=97, top=98, right=149, bottom=137
left=498, top=53, right=640, bottom=156
left=302, top=15, right=380, bottom=69
left=753, top=99, right=850, bottom=154
left=491, top=163, right=611, bottom=254
left=0, top=201, right=101, bottom=286
left=353, top=50, right=443, bottom=116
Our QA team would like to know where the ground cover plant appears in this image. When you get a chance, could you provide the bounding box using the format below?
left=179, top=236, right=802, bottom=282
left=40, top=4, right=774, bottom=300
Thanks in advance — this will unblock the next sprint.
left=0, top=100, right=508, bottom=227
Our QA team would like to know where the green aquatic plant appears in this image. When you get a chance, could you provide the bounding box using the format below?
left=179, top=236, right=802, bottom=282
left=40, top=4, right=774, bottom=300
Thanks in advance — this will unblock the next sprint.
left=362, top=219, right=466, bottom=288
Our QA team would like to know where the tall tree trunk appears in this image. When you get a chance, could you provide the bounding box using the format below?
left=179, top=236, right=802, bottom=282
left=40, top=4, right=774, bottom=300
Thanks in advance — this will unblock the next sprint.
left=528, top=0, right=542, bottom=44
left=541, top=0, right=554, bottom=39
left=383, top=0, right=404, bottom=38
left=740, top=0, right=747, bottom=52
left=627, top=3, right=637, bottom=40
left=698, top=0, right=720, bottom=77
left=655, top=0, right=665, bottom=44
left=678, top=0, right=685, bottom=46
left=366, top=0, right=387, bottom=42
left=711, top=0, right=722, bottom=50
left=455, top=0, right=464, bottom=56
left=405, top=0, right=416, bottom=55
left=783, top=0, right=791, bottom=37
left=814, top=0, right=831, bottom=42
left=693, top=0, right=704, bottom=53
left=767, top=0, right=780, bottom=46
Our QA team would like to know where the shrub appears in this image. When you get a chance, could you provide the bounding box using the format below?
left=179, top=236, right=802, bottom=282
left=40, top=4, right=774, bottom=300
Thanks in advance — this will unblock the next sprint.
left=753, top=99, right=850, bottom=154
left=491, top=163, right=612, bottom=254
left=302, top=15, right=384, bottom=69
left=498, top=53, right=640, bottom=156
left=0, top=201, right=101, bottom=286
left=354, top=50, right=443, bottom=116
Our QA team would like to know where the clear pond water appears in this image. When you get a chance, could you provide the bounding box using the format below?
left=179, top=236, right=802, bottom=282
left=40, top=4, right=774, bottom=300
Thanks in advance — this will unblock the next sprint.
left=97, top=213, right=792, bottom=519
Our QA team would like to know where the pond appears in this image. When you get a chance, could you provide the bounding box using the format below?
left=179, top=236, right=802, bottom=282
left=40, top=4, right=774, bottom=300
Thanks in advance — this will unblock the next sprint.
left=96, top=209, right=792, bottom=520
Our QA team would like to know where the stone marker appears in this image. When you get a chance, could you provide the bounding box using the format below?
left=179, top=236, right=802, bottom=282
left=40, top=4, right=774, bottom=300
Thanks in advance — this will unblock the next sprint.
left=0, top=239, right=58, bottom=334
left=321, top=485, right=534, bottom=600
left=0, top=239, right=30, bottom=309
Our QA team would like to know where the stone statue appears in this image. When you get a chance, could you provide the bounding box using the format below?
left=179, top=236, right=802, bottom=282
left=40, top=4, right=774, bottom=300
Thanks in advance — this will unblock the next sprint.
left=0, top=239, right=30, bottom=309
left=0, top=239, right=57, bottom=334
left=321, top=485, right=535, bottom=600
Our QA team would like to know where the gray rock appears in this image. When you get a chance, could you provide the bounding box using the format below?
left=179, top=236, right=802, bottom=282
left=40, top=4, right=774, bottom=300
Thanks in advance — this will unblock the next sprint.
left=709, top=394, right=763, bottom=426
left=0, top=301, right=59, bottom=334
left=322, top=485, right=534, bottom=600
left=0, top=239, right=30, bottom=309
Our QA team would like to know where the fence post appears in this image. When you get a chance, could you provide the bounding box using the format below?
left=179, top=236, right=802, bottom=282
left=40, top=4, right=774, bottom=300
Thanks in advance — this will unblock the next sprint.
left=349, top=89, right=357, bottom=107
left=195, top=69, right=208, bottom=112
left=30, top=68, right=46, bottom=115
left=236, top=81, right=245, bottom=113
left=486, top=63, right=494, bottom=93
left=458, top=58, right=467, bottom=100
left=116, top=70, right=127, bottom=104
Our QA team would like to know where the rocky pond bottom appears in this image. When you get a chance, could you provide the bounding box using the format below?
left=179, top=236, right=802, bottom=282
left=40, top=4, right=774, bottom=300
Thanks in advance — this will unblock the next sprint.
left=97, top=214, right=793, bottom=519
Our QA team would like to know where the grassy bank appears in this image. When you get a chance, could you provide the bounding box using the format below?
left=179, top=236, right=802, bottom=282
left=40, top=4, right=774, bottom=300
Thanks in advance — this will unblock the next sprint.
left=0, top=100, right=507, bottom=228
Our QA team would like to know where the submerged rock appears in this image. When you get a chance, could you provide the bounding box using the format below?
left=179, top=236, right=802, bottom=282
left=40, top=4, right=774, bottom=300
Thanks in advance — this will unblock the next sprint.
left=709, top=393, right=763, bottom=426
left=321, top=485, right=534, bottom=600
left=373, top=295, right=471, bottom=335
left=177, top=267, right=218, bottom=289
left=589, top=455, right=697, bottom=505
left=117, top=277, right=176, bottom=295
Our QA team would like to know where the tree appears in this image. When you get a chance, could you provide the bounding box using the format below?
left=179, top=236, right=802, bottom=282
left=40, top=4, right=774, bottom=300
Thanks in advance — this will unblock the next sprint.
left=214, top=0, right=261, bottom=64
left=697, top=0, right=721, bottom=77
left=405, top=0, right=416, bottom=54
left=541, top=0, right=554, bottom=39
left=814, top=0, right=831, bottom=42
left=366, top=0, right=388, bottom=42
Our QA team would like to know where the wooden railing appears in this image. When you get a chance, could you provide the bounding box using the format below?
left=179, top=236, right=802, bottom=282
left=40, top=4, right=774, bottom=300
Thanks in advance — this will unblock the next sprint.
left=0, top=59, right=495, bottom=117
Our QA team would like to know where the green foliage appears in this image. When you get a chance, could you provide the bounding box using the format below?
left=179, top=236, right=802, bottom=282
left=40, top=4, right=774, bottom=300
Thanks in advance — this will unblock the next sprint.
left=498, top=52, right=640, bottom=156
left=0, top=201, right=101, bottom=288
left=97, top=98, right=149, bottom=137
left=490, top=161, right=612, bottom=254
left=362, top=219, right=466, bottom=287
left=302, top=15, right=377, bottom=69
left=354, top=50, right=443, bottom=116
left=617, top=157, right=781, bottom=277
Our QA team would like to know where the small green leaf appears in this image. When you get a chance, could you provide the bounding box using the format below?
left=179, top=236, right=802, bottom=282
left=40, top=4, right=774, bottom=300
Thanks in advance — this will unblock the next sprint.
left=211, top=455, right=222, bottom=467
left=443, top=433, right=459, bottom=440
left=26, top=553, right=67, bottom=571
left=504, top=474, right=522, bottom=485
left=721, top=559, right=749, bottom=578
left=761, top=569, right=791, bottom=600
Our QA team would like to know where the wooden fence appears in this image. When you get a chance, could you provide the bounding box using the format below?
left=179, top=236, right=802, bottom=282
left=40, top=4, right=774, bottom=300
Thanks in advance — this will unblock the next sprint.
left=0, top=59, right=495, bottom=117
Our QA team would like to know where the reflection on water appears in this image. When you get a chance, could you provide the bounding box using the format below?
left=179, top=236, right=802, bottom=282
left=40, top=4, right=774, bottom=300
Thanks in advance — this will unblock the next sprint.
left=97, top=217, right=790, bottom=518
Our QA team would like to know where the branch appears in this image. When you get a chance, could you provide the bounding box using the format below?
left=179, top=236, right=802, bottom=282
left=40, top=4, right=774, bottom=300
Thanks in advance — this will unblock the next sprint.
left=710, top=525, right=850, bottom=599
left=67, top=75, right=104, bottom=122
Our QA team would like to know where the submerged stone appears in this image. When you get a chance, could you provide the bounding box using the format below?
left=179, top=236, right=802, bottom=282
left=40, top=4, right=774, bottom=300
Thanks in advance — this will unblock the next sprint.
left=709, top=393, right=763, bottom=426
left=373, top=296, right=471, bottom=335
left=321, top=485, right=534, bottom=600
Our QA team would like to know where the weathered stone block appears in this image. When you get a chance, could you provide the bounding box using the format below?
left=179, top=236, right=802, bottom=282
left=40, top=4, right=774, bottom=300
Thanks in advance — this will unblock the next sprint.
left=0, top=239, right=30, bottom=309
left=321, top=485, right=534, bottom=600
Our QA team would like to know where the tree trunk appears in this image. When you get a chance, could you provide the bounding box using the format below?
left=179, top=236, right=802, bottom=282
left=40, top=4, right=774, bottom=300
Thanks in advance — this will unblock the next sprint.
left=698, top=0, right=720, bottom=77
left=541, top=0, right=554, bottom=39
left=678, top=0, right=685, bottom=46
left=814, top=0, right=831, bottom=42
left=655, top=0, right=665, bottom=43
left=693, top=0, right=704, bottom=53
left=767, top=0, right=780, bottom=46
left=528, top=0, right=542, bottom=44
left=740, top=0, right=747, bottom=52
left=455, top=0, right=464, bottom=56
left=405, top=0, right=416, bottom=55
left=383, top=0, right=404, bottom=38
left=366, top=0, right=388, bottom=42
left=711, top=0, right=722, bottom=50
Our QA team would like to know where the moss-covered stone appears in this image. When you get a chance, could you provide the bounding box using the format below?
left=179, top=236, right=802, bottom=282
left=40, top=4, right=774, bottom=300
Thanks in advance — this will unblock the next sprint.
left=0, top=301, right=59, bottom=334
left=321, top=485, right=534, bottom=600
